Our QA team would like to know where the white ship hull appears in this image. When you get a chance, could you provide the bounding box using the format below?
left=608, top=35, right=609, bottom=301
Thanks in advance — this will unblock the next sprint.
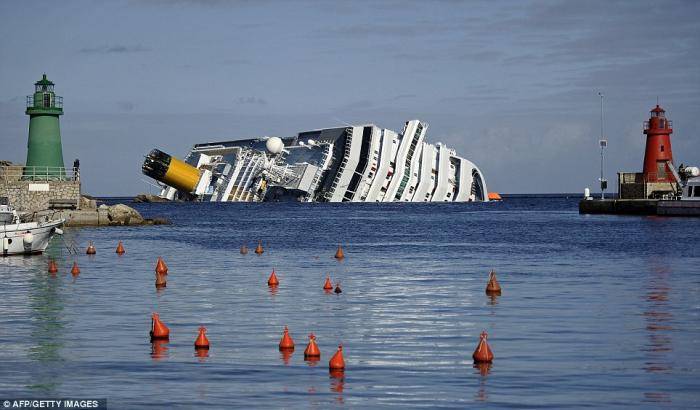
left=143, top=119, right=488, bottom=203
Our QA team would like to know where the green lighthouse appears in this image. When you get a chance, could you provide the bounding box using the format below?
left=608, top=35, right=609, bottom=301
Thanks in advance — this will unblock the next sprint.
left=24, top=74, right=65, bottom=179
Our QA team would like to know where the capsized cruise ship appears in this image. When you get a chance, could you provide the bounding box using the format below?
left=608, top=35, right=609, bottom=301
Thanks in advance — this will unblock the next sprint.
left=142, top=120, right=489, bottom=203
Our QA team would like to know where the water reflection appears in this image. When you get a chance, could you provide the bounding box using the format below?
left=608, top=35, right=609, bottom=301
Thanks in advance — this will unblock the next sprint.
left=151, top=340, right=169, bottom=361
left=195, top=347, right=209, bottom=362
left=473, top=362, right=492, bottom=402
left=473, top=362, right=492, bottom=377
left=643, top=392, right=671, bottom=403
left=643, top=260, right=673, bottom=402
left=279, top=349, right=293, bottom=365
left=329, top=370, right=345, bottom=403
left=27, top=255, right=66, bottom=392
left=486, top=294, right=499, bottom=306
left=304, top=357, right=320, bottom=367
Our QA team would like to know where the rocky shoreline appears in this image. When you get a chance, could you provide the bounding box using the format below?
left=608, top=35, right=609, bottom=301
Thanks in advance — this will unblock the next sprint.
left=133, top=193, right=171, bottom=203
left=29, top=203, right=170, bottom=227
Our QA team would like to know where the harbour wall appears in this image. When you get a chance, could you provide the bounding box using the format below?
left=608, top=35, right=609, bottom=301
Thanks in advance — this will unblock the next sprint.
left=1, top=179, right=80, bottom=212
left=1, top=163, right=81, bottom=211
left=579, top=199, right=700, bottom=216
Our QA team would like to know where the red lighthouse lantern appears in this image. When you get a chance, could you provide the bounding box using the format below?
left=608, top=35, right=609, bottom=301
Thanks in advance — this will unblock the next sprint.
left=642, top=105, right=674, bottom=183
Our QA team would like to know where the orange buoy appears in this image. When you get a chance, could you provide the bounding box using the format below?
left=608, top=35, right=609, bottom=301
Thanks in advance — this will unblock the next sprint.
left=194, top=326, right=210, bottom=349
left=304, top=333, right=320, bottom=358
left=472, top=331, right=494, bottom=363
left=334, top=245, right=344, bottom=260
left=70, top=261, right=81, bottom=276
left=86, top=241, right=96, bottom=255
left=323, top=276, right=333, bottom=290
left=334, top=283, right=342, bottom=294
left=48, top=259, right=58, bottom=274
left=116, top=241, right=125, bottom=255
left=279, top=326, right=295, bottom=350
left=240, top=245, right=248, bottom=255
left=485, top=270, right=501, bottom=295
left=150, top=313, right=170, bottom=341
left=329, top=344, right=345, bottom=370
left=255, top=240, right=264, bottom=255
left=155, top=272, right=167, bottom=288
left=267, top=269, right=279, bottom=287
left=155, top=257, right=168, bottom=275
left=487, top=192, right=503, bottom=201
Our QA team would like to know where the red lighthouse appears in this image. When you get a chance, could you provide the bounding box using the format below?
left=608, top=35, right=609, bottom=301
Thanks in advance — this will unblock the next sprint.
left=642, top=105, right=674, bottom=183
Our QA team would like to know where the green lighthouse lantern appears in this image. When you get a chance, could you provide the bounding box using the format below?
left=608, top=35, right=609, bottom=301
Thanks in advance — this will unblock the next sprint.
left=24, top=74, right=66, bottom=179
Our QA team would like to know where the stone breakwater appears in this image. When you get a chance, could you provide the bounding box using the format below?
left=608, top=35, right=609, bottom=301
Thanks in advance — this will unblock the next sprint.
left=31, top=204, right=170, bottom=227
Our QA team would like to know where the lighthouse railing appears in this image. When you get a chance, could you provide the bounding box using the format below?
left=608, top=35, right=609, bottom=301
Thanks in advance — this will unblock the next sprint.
left=26, top=95, right=63, bottom=109
left=644, top=120, right=672, bottom=130
left=1, top=165, right=79, bottom=182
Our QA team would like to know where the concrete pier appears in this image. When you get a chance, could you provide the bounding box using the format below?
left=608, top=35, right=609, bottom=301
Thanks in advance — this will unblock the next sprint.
left=579, top=199, right=700, bottom=216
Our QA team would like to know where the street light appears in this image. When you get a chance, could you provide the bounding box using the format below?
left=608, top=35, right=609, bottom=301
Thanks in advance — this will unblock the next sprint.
left=598, top=92, right=608, bottom=199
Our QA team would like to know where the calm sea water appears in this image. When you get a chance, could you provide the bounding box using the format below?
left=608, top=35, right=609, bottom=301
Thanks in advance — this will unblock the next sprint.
left=1, top=197, right=699, bottom=408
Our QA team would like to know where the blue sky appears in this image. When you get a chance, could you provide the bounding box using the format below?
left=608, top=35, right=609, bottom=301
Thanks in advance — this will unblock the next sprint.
left=1, top=0, right=698, bottom=195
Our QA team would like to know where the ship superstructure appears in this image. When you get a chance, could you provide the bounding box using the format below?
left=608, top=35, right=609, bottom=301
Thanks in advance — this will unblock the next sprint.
left=142, top=120, right=488, bottom=203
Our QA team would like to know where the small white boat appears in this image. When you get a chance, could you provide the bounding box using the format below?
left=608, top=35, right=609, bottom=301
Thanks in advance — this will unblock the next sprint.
left=1, top=204, right=64, bottom=256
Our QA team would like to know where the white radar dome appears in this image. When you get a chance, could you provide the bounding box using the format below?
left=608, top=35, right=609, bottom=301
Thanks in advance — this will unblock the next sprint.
left=266, top=137, right=284, bottom=154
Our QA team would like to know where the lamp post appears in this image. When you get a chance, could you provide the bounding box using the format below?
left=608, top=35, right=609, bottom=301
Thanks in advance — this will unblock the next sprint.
left=598, top=92, right=607, bottom=199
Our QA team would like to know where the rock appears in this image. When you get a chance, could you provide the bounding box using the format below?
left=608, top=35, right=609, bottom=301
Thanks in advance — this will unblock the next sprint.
left=107, top=203, right=145, bottom=225
left=80, top=195, right=97, bottom=209
left=145, top=217, right=171, bottom=225
left=133, top=194, right=170, bottom=203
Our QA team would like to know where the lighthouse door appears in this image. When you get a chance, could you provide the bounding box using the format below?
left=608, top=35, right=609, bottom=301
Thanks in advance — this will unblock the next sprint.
left=657, top=162, right=666, bottom=179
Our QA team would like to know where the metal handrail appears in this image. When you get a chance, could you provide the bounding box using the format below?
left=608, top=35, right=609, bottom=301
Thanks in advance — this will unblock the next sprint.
left=644, top=120, right=672, bottom=130
left=0, top=165, right=79, bottom=181
left=26, top=95, right=63, bottom=109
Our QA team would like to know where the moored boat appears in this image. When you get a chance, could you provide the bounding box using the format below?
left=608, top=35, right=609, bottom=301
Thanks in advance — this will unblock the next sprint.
left=1, top=202, right=64, bottom=256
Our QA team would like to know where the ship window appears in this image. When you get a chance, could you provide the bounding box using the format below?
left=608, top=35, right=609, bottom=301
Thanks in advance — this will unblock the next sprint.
left=694, top=186, right=700, bottom=197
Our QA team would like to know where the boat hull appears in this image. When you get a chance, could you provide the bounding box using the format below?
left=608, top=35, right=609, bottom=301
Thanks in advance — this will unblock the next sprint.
left=1, top=219, right=64, bottom=256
